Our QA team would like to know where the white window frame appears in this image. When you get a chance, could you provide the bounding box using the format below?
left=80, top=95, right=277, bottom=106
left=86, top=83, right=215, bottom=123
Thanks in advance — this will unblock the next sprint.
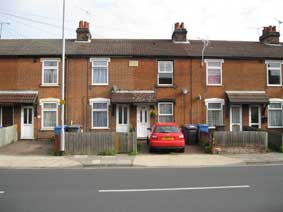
left=249, top=105, right=261, bottom=128
left=268, top=98, right=283, bottom=128
left=40, top=98, right=59, bottom=130
left=205, top=59, right=224, bottom=86
left=158, top=102, right=174, bottom=122
left=89, top=98, right=110, bottom=129
left=266, top=60, right=283, bottom=86
left=41, top=58, right=60, bottom=86
left=157, top=61, right=174, bottom=86
left=90, top=58, right=110, bottom=86
left=205, top=98, right=225, bottom=128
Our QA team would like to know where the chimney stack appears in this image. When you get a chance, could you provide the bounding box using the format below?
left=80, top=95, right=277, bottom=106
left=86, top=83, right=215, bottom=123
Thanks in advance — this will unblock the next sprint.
left=259, top=25, right=280, bottom=44
left=172, top=22, right=187, bottom=42
left=76, top=20, right=91, bottom=42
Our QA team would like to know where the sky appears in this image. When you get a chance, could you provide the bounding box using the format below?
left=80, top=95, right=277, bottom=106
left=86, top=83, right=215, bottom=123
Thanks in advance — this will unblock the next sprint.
left=0, top=0, right=283, bottom=41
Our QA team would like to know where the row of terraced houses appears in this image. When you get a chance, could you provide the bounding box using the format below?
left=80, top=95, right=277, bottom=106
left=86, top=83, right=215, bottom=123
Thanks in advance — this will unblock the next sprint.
left=0, top=21, right=283, bottom=140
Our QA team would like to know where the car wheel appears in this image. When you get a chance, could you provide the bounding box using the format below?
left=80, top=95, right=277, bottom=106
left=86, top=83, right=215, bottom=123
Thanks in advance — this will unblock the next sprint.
left=179, top=148, right=185, bottom=153
left=149, top=146, right=154, bottom=153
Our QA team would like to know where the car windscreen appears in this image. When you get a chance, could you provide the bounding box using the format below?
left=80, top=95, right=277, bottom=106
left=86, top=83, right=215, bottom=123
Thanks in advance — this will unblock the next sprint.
left=155, top=126, right=180, bottom=133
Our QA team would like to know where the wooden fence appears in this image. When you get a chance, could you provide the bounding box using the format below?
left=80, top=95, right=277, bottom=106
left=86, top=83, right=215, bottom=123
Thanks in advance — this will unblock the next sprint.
left=65, top=132, right=137, bottom=154
left=0, top=125, right=18, bottom=147
left=213, top=131, right=268, bottom=153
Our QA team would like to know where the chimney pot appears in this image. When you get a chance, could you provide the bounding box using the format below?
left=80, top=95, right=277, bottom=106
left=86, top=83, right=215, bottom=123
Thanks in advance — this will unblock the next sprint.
left=175, top=22, right=180, bottom=29
left=172, top=22, right=187, bottom=42
left=259, top=25, right=280, bottom=44
left=79, top=20, right=84, bottom=28
left=84, top=22, right=89, bottom=29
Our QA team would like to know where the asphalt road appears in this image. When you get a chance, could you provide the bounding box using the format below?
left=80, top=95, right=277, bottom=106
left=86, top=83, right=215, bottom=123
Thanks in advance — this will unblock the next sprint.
left=0, top=165, right=283, bottom=212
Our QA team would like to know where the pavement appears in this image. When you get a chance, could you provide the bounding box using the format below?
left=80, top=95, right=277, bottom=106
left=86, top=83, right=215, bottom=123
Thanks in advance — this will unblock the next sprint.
left=0, top=152, right=283, bottom=169
left=1, top=166, right=283, bottom=212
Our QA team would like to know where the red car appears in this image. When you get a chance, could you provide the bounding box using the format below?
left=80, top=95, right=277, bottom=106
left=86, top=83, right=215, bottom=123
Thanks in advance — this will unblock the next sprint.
left=147, top=122, right=185, bottom=153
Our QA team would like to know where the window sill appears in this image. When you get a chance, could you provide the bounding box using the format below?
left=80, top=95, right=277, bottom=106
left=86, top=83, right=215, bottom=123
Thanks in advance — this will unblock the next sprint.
left=91, top=84, right=109, bottom=86
left=267, top=84, right=282, bottom=87
left=268, top=126, right=283, bottom=129
left=91, top=127, right=109, bottom=130
left=40, top=84, right=60, bottom=87
left=155, top=84, right=176, bottom=88
left=40, top=128, right=55, bottom=131
left=206, top=84, right=223, bottom=87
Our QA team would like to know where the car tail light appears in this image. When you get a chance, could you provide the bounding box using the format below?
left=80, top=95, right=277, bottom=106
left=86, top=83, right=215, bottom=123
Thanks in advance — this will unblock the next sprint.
left=178, top=134, right=184, bottom=139
left=151, top=134, right=158, bottom=139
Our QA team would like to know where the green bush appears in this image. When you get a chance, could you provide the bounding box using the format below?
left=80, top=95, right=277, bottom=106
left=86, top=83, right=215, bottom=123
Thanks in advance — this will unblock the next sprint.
left=280, top=145, right=283, bottom=153
left=204, top=143, right=212, bottom=154
left=98, top=149, right=117, bottom=156
left=129, top=150, right=138, bottom=156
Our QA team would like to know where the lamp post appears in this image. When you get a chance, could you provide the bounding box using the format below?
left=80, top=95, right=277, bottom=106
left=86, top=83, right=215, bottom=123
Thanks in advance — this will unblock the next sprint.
left=60, top=0, right=66, bottom=155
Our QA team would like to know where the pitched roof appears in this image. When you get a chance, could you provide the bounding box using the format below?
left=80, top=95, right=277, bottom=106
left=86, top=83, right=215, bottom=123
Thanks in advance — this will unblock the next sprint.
left=0, top=38, right=283, bottom=59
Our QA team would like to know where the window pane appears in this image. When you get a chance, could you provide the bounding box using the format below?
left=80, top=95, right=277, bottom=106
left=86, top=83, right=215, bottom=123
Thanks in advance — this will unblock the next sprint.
left=159, top=61, right=173, bottom=72
left=208, top=103, right=221, bottom=109
left=44, top=61, right=57, bottom=66
left=144, top=110, right=148, bottom=123
left=251, top=107, right=259, bottom=123
left=118, top=106, right=123, bottom=124
left=140, top=110, right=142, bottom=123
left=123, top=107, right=128, bottom=124
left=24, top=108, right=28, bottom=124
left=208, top=61, right=221, bottom=67
left=158, top=73, right=173, bottom=85
left=159, top=115, right=173, bottom=122
left=208, top=110, right=222, bottom=127
left=93, top=103, right=107, bottom=109
left=269, top=103, right=281, bottom=109
left=44, top=103, right=56, bottom=109
left=93, top=61, right=107, bottom=66
left=269, top=110, right=282, bottom=127
left=93, top=111, right=107, bottom=127
left=93, top=67, right=107, bottom=84
left=268, top=63, right=281, bottom=68
left=28, top=108, right=32, bottom=124
left=208, top=68, right=221, bottom=84
left=231, top=107, right=240, bottom=123
left=268, top=69, right=281, bottom=84
left=44, top=69, right=57, bottom=84
left=159, top=104, right=173, bottom=115
left=43, top=111, right=56, bottom=128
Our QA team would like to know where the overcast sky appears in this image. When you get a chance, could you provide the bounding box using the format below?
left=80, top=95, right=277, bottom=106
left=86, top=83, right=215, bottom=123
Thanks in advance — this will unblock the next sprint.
left=0, top=0, right=283, bottom=41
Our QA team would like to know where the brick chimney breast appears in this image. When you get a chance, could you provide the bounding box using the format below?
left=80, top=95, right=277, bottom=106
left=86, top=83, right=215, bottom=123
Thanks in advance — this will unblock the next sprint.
left=172, top=22, right=187, bottom=42
left=259, top=25, right=280, bottom=44
left=76, top=20, right=92, bottom=42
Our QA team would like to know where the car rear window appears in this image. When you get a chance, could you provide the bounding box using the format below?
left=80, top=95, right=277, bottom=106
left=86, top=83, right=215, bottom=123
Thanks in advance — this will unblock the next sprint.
left=155, top=126, right=180, bottom=133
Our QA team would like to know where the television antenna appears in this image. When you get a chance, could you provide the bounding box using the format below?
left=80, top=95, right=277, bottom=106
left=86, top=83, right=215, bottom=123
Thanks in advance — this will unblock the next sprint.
left=246, top=26, right=263, bottom=36
left=274, top=17, right=283, bottom=34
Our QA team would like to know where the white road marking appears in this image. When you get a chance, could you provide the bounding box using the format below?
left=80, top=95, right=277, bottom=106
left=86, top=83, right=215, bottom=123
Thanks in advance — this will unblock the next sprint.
left=99, top=185, right=251, bottom=193
left=0, top=191, right=5, bottom=194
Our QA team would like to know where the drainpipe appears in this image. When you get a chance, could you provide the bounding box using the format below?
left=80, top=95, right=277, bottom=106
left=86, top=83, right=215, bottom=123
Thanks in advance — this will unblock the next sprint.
left=60, top=0, right=66, bottom=155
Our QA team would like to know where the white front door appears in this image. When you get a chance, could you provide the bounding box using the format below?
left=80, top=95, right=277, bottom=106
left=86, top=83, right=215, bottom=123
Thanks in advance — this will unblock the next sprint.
left=137, top=106, right=150, bottom=138
left=230, top=105, right=242, bottom=132
left=21, top=106, right=34, bottom=139
left=116, top=104, right=129, bottom=133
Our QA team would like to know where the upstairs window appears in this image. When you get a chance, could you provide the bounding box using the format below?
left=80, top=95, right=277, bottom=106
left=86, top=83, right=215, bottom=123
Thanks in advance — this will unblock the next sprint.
left=266, top=61, right=282, bottom=86
left=205, top=59, right=224, bottom=86
left=205, top=99, right=224, bottom=127
left=91, top=58, right=110, bottom=85
left=41, top=59, right=59, bottom=85
left=158, top=61, right=173, bottom=86
left=158, top=102, right=174, bottom=122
